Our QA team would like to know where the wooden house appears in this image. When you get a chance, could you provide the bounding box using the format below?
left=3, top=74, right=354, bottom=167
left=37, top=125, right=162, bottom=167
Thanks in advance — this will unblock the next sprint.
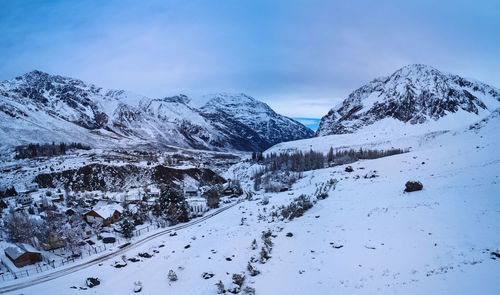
left=4, top=244, right=42, bottom=268
left=83, top=202, right=122, bottom=226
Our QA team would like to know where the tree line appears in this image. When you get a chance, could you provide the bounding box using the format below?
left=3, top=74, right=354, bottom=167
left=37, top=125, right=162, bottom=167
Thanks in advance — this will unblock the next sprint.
left=14, top=142, right=91, bottom=159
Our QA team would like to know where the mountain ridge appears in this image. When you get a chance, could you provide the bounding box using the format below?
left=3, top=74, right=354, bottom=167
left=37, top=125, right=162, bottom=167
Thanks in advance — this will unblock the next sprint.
left=316, top=64, right=500, bottom=136
left=0, top=71, right=313, bottom=151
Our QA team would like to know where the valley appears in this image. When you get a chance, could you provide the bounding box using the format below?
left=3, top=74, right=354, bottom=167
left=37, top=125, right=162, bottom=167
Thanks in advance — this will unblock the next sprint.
left=1, top=65, right=499, bottom=294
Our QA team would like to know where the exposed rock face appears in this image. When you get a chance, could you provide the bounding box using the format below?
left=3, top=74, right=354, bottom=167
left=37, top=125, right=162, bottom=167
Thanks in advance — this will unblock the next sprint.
left=316, top=64, right=500, bottom=136
left=200, top=93, right=314, bottom=150
left=34, top=163, right=225, bottom=192
left=0, top=72, right=312, bottom=151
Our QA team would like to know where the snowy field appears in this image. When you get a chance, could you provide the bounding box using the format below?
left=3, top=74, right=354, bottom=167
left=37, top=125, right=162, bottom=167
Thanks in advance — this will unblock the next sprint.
left=1, top=110, right=499, bottom=294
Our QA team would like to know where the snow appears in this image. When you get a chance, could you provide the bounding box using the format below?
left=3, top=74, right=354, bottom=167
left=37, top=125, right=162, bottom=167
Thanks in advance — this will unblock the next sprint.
left=91, top=202, right=122, bottom=219
left=2, top=107, right=499, bottom=294
left=4, top=246, right=25, bottom=261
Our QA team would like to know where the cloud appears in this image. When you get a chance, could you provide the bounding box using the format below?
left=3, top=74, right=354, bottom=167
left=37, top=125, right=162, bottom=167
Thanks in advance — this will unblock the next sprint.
left=1, top=0, right=499, bottom=118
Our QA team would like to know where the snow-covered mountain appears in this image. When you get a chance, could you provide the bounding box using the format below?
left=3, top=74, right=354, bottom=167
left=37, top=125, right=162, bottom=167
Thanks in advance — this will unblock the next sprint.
left=0, top=71, right=313, bottom=151
left=316, top=64, right=500, bottom=136
left=199, top=93, right=313, bottom=151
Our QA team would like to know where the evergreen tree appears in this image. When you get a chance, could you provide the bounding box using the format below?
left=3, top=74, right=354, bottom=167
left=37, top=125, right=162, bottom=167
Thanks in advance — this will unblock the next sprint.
left=120, top=218, right=135, bottom=239
left=154, top=188, right=189, bottom=225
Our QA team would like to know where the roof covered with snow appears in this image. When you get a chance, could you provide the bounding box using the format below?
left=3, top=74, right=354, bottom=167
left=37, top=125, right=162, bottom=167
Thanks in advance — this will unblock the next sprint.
left=4, top=244, right=40, bottom=260
left=87, top=202, right=122, bottom=219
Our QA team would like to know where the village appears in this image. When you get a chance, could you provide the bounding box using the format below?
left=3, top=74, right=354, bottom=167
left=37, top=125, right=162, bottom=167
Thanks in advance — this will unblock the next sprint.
left=0, top=177, right=244, bottom=281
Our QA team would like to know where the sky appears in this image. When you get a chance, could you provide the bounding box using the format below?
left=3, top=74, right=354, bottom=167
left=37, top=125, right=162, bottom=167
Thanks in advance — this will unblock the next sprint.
left=1, top=0, right=499, bottom=118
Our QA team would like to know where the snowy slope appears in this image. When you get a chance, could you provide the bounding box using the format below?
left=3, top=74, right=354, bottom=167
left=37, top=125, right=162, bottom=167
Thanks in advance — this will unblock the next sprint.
left=0, top=72, right=312, bottom=151
left=4, top=106, right=500, bottom=295
left=316, top=64, right=500, bottom=136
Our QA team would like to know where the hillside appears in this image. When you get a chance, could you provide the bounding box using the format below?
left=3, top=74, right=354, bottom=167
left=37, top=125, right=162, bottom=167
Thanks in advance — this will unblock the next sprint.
left=3, top=96, right=499, bottom=295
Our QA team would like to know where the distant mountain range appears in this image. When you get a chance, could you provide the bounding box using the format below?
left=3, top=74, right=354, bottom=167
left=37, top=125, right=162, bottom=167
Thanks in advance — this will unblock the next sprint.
left=316, top=64, right=500, bottom=136
left=3, top=65, right=498, bottom=153
left=0, top=71, right=313, bottom=151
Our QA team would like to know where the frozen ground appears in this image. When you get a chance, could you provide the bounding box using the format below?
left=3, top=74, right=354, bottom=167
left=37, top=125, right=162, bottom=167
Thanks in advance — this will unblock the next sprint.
left=1, top=112, right=499, bottom=294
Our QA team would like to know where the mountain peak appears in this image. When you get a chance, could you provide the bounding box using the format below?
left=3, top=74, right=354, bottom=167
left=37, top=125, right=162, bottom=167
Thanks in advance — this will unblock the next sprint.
left=316, top=65, right=500, bottom=136
left=158, top=94, right=191, bottom=104
left=16, top=70, right=52, bottom=81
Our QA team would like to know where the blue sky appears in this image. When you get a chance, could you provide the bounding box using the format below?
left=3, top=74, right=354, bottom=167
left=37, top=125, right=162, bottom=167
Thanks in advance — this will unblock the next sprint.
left=1, top=0, right=499, bottom=118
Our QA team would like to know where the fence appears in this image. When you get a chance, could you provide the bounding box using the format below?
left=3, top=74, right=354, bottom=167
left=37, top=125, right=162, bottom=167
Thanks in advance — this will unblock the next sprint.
left=0, top=221, right=171, bottom=282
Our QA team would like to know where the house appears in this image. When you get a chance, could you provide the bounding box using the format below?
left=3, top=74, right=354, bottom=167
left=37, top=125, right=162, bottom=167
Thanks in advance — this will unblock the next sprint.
left=146, top=187, right=161, bottom=199
left=184, top=185, right=199, bottom=198
left=83, top=202, right=122, bottom=226
left=14, top=183, right=38, bottom=195
left=186, top=197, right=208, bottom=216
left=4, top=244, right=42, bottom=268
left=50, top=194, right=64, bottom=203
left=16, top=194, right=33, bottom=206
left=0, top=199, right=8, bottom=209
left=222, top=184, right=243, bottom=198
left=25, top=183, right=39, bottom=192
left=42, top=229, right=66, bottom=251
left=65, top=208, right=75, bottom=216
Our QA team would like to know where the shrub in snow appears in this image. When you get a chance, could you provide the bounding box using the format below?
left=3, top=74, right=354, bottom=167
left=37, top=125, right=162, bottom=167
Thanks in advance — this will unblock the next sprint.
left=364, top=170, right=378, bottom=179
left=261, top=230, right=273, bottom=249
left=404, top=181, right=423, bottom=192
left=251, top=239, right=258, bottom=250
left=261, top=196, right=269, bottom=205
left=232, top=273, right=245, bottom=287
left=215, top=280, right=225, bottom=294
left=247, top=262, right=260, bottom=276
left=202, top=272, right=215, bottom=279
left=227, top=284, right=241, bottom=294
left=345, top=166, right=354, bottom=172
left=86, top=277, right=100, bottom=288
left=243, top=286, right=256, bottom=295
left=286, top=232, right=293, bottom=237
left=316, top=193, right=328, bottom=200
left=138, top=252, right=152, bottom=258
left=280, top=195, right=313, bottom=220
left=133, top=281, right=142, bottom=293
left=168, top=269, right=178, bottom=281
left=260, top=247, right=271, bottom=263
left=112, top=260, right=127, bottom=268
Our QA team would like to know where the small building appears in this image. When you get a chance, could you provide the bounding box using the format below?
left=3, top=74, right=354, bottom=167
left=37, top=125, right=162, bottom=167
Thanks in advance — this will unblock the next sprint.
left=0, top=199, right=8, bottom=209
left=14, top=183, right=38, bottom=195
left=146, top=187, right=161, bottom=199
left=187, top=197, right=208, bottom=216
left=50, top=194, right=64, bottom=203
left=83, top=202, right=122, bottom=226
left=16, top=194, right=33, bottom=206
left=65, top=208, right=76, bottom=216
left=184, top=185, right=199, bottom=198
left=222, top=185, right=243, bottom=198
left=25, top=183, right=39, bottom=192
left=4, top=244, right=42, bottom=268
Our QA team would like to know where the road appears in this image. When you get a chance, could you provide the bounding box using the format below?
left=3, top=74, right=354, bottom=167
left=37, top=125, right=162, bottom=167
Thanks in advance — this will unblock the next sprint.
left=0, top=199, right=244, bottom=294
